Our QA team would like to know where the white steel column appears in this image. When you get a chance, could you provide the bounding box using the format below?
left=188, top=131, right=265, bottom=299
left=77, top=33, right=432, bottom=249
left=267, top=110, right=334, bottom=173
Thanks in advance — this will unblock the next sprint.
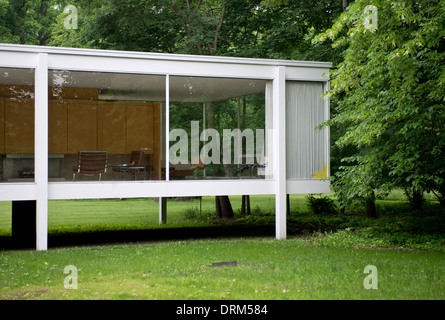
left=165, top=74, right=170, bottom=182
left=35, top=53, right=49, bottom=250
left=160, top=74, right=170, bottom=225
left=274, top=66, right=286, bottom=240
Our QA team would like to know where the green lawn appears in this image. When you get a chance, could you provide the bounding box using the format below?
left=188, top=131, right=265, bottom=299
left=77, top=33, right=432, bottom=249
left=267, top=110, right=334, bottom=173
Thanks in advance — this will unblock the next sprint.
left=0, top=196, right=283, bottom=235
left=0, top=192, right=420, bottom=236
left=0, top=193, right=444, bottom=300
left=1, top=237, right=444, bottom=300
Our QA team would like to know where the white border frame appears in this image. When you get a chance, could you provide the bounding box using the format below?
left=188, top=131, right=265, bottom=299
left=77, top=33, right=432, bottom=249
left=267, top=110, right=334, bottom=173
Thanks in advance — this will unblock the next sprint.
left=0, top=44, right=332, bottom=249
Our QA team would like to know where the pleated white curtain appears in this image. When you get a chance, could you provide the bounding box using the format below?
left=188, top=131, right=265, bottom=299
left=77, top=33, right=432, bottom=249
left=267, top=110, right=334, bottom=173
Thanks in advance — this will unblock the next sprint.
left=286, top=81, right=326, bottom=179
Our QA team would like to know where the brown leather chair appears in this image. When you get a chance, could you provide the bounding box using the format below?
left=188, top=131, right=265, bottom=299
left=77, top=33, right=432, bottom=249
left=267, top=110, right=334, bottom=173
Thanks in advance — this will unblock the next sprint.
left=112, top=151, right=146, bottom=180
left=73, top=151, right=108, bottom=181
left=128, top=150, right=144, bottom=166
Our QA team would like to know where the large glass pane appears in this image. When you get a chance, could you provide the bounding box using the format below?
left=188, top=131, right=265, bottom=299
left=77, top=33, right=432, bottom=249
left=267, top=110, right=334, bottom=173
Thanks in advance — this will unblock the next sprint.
left=169, top=76, right=269, bottom=180
left=0, top=68, right=35, bottom=183
left=286, top=81, right=327, bottom=179
left=48, top=70, right=165, bottom=181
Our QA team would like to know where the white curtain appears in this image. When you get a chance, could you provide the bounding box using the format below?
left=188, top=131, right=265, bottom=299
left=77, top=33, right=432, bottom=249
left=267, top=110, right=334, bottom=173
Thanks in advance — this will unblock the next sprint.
left=286, top=81, right=327, bottom=179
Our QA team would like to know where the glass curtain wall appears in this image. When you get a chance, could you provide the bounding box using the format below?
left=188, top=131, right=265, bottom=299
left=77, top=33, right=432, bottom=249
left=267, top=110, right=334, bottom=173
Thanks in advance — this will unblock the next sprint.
left=48, top=70, right=165, bottom=181
left=0, top=68, right=35, bottom=183
left=169, top=76, right=269, bottom=180
left=286, top=81, right=327, bottom=180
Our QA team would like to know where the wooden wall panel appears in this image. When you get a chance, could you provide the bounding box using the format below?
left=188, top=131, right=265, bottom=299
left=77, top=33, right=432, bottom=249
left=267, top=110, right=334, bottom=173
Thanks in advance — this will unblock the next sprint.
left=0, top=87, right=162, bottom=180
left=4, top=99, right=34, bottom=154
left=125, top=103, right=155, bottom=154
left=125, top=102, right=161, bottom=179
left=49, top=87, right=98, bottom=100
left=152, top=103, right=162, bottom=179
left=0, top=85, right=34, bottom=99
left=48, top=101, right=67, bottom=154
left=67, top=101, right=97, bottom=154
left=97, top=101, right=125, bottom=154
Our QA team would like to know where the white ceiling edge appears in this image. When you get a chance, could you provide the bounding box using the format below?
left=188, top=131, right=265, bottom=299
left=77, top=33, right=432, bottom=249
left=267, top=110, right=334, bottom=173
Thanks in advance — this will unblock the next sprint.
left=0, top=43, right=333, bottom=69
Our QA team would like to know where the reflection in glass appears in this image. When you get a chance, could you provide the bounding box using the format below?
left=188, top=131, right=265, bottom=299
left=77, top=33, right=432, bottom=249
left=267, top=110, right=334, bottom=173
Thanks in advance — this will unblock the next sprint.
left=48, top=70, right=165, bottom=181
left=0, top=68, right=35, bottom=183
left=169, top=76, right=269, bottom=180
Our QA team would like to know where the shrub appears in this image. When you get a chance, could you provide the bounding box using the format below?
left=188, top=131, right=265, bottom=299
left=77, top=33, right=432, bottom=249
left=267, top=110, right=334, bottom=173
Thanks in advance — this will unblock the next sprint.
left=309, top=227, right=445, bottom=252
left=306, top=194, right=338, bottom=215
left=182, top=208, right=213, bottom=221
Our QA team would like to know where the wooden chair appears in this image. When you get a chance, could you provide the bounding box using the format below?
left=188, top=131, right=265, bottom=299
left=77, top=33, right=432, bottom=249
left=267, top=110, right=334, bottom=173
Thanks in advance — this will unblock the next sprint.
left=73, top=151, right=108, bottom=181
left=112, top=151, right=146, bottom=180
left=128, top=150, right=144, bottom=166
left=169, top=157, right=205, bottom=180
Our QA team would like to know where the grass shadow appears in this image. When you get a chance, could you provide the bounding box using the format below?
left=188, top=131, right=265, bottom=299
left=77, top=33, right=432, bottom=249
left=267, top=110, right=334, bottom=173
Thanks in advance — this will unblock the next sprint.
left=0, top=223, right=275, bottom=250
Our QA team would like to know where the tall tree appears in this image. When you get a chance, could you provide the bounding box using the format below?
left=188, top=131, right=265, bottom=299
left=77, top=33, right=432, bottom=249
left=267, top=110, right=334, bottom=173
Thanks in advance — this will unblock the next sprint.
left=1, top=0, right=347, bottom=218
left=316, top=0, right=445, bottom=212
left=49, top=0, right=230, bottom=55
left=48, top=0, right=343, bottom=61
left=0, top=0, right=58, bottom=45
left=222, top=0, right=343, bottom=62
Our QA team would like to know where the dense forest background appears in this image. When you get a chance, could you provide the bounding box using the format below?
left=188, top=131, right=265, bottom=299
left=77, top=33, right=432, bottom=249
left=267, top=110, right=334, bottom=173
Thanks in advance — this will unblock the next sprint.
left=0, top=0, right=443, bottom=217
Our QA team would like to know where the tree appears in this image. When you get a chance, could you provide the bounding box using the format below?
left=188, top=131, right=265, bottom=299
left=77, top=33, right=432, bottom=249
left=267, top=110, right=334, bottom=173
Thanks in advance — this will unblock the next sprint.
left=222, top=0, right=343, bottom=62
left=0, top=0, right=58, bottom=45
left=170, top=0, right=227, bottom=56
left=316, top=0, right=445, bottom=212
left=0, top=0, right=346, bottom=218
left=48, top=0, right=231, bottom=55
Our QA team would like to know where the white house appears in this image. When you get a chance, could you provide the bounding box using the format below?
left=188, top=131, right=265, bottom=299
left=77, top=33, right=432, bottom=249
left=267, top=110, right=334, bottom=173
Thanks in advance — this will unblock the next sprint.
left=0, top=44, right=331, bottom=250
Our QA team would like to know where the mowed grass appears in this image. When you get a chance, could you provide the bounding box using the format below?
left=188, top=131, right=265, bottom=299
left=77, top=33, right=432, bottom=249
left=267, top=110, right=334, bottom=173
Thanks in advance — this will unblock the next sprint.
left=0, top=192, right=444, bottom=300
left=1, top=238, right=444, bottom=300
left=0, top=192, right=416, bottom=235
left=0, top=195, right=282, bottom=235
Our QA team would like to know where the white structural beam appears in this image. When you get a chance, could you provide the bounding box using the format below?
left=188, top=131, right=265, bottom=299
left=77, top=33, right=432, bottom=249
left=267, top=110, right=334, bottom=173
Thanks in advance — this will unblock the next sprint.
left=273, top=66, right=287, bottom=240
left=35, top=53, right=49, bottom=251
left=48, top=180, right=275, bottom=200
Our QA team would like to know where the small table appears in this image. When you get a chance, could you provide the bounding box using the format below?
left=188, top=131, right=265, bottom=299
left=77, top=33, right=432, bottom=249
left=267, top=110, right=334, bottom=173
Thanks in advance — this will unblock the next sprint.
left=112, top=165, right=146, bottom=180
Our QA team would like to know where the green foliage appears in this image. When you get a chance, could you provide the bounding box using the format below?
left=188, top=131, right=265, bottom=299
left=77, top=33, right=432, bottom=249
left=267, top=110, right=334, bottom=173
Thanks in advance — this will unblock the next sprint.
left=182, top=207, right=215, bottom=221
left=305, top=194, right=338, bottom=215
left=311, top=228, right=445, bottom=253
left=1, top=0, right=344, bottom=62
left=316, top=0, right=445, bottom=207
left=0, top=0, right=59, bottom=45
left=223, top=0, right=343, bottom=61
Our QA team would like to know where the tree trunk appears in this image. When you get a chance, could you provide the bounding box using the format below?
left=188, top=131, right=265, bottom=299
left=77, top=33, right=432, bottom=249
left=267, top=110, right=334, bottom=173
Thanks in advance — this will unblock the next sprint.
left=365, top=190, right=377, bottom=218
left=241, top=195, right=251, bottom=215
left=246, top=195, right=250, bottom=215
left=216, top=196, right=234, bottom=219
left=208, top=100, right=234, bottom=218
left=342, top=0, right=349, bottom=12
left=411, top=189, right=424, bottom=211
left=216, top=196, right=222, bottom=218
left=404, top=188, right=424, bottom=211
left=366, top=199, right=377, bottom=218
left=241, top=195, right=245, bottom=215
